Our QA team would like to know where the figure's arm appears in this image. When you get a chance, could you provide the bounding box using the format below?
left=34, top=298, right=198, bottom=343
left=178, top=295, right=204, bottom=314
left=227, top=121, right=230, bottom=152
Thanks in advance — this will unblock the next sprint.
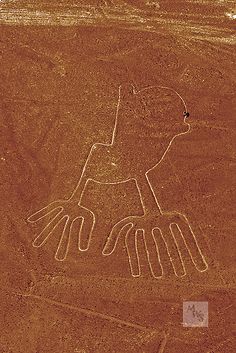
left=136, top=174, right=163, bottom=216
left=68, top=82, right=137, bottom=201
left=67, top=145, right=96, bottom=203
left=68, top=143, right=109, bottom=203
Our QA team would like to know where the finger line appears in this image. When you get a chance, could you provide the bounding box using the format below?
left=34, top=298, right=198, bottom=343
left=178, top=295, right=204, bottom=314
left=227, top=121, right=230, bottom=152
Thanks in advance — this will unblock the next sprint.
left=159, top=227, right=185, bottom=278
left=169, top=223, right=186, bottom=277
left=150, top=229, right=164, bottom=278
left=134, top=229, right=142, bottom=277
left=143, top=229, right=163, bottom=279
left=125, top=227, right=140, bottom=277
left=32, top=209, right=64, bottom=247
left=102, top=222, right=133, bottom=256
left=55, top=216, right=73, bottom=261
left=174, top=221, right=208, bottom=272
left=78, top=213, right=95, bottom=252
left=28, top=205, right=63, bottom=223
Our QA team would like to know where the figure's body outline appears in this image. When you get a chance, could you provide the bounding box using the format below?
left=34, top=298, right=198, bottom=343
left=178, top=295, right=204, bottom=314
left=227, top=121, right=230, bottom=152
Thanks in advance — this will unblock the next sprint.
left=28, top=84, right=208, bottom=278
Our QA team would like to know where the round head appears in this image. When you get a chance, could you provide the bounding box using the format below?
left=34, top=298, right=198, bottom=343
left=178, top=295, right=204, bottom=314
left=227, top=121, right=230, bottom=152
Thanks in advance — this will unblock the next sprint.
left=136, top=86, right=190, bottom=137
left=117, top=84, right=190, bottom=140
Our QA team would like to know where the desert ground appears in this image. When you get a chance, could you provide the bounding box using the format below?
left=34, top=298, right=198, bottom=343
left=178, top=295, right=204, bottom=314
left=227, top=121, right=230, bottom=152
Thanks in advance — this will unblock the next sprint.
left=0, top=1, right=235, bottom=352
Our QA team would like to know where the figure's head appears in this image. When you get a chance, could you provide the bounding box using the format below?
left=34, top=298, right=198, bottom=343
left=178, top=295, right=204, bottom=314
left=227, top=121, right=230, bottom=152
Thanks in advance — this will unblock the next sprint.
left=118, top=84, right=190, bottom=139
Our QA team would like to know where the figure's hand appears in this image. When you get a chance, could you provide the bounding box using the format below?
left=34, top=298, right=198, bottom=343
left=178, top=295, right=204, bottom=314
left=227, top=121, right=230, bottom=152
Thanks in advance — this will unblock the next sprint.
left=27, top=199, right=95, bottom=261
left=103, top=212, right=208, bottom=278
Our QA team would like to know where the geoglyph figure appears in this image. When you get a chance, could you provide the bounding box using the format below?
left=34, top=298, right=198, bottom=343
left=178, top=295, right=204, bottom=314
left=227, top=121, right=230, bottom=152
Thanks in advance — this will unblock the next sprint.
left=28, top=84, right=208, bottom=278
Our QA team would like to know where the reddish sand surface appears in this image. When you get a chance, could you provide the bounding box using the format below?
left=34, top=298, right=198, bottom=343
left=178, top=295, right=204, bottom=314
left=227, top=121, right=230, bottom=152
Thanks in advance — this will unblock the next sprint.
left=0, top=1, right=235, bottom=352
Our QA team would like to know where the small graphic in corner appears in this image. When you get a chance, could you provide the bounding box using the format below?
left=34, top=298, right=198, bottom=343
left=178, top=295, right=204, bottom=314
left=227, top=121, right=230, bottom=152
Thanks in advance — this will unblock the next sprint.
left=183, top=301, right=208, bottom=327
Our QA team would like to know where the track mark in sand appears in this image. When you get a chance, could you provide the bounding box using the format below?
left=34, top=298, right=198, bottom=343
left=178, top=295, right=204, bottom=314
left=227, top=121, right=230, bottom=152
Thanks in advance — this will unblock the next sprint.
left=22, top=293, right=152, bottom=332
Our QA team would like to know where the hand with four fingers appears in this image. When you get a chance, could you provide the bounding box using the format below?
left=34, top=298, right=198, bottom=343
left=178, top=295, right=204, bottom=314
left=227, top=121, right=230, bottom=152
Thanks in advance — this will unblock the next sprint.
left=102, top=211, right=208, bottom=278
left=27, top=199, right=95, bottom=261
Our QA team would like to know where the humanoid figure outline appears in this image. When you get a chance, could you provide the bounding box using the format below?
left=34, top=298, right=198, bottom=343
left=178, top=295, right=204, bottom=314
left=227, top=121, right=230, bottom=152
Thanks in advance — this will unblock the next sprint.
left=28, top=84, right=208, bottom=278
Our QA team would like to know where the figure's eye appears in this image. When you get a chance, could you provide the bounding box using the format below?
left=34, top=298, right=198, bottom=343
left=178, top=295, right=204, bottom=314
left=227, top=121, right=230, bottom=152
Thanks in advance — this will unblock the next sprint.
left=183, top=111, right=190, bottom=117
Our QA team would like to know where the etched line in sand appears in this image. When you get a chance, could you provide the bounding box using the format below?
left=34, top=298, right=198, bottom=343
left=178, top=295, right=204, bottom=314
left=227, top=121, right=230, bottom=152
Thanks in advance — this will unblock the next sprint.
left=28, top=84, right=208, bottom=278
left=157, top=330, right=169, bottom=353
left=24, top=293, right=151, bottom=332
left=0, top=2, right=234, bottom=45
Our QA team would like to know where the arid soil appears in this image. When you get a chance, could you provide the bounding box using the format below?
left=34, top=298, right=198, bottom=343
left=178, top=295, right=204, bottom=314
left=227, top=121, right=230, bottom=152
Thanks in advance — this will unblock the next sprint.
left=0, top=1, right=235, bottom=353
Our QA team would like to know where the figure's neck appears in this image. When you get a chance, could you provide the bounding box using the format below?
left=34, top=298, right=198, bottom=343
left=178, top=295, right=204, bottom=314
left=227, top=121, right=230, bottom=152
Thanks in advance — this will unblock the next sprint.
left=155, top=134, right=175, bottom=160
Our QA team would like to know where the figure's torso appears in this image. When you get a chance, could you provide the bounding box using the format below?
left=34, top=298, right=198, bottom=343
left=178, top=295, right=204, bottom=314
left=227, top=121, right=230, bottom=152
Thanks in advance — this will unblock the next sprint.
left=86, top=139, right=171, bottom=183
